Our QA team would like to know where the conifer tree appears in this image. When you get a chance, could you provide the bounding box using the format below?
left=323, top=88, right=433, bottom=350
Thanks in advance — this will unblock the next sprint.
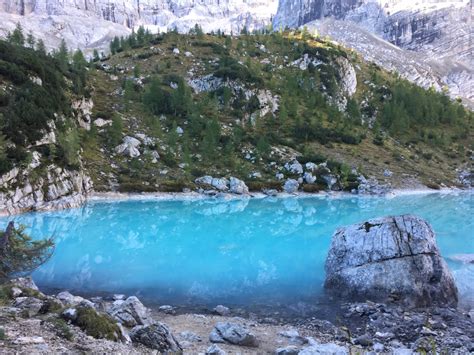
left=26, top=31, right=35, bottom=48
left=36, top=39, right=47, bottom=55
left=54, top=39, right=69, bottom=72
left=7, top=23, right=25, bottom=46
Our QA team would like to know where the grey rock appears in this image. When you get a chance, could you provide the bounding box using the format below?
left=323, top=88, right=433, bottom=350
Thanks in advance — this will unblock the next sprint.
left=298, top=342, right=348, bottom=354
left=130, top=323, right=182, bottom=352
left=195, top=175, right=214, bottom=186
left=158, top=305, right=176, bottom=314
left=56, top=291, right=84, bottom=306
left=108, top=296, right=152, bottom=327
left=213, top=305, right=230, bottom=316
left=9, top=277, right=39, bottom=291
left=206, top=344, right=226, bottom=355
left=209, top=322, right=258, bottom=347
left=285, top=160, right=304, bottom=175
left=283, top=179, right=299, bottom=193
left=229, top=177, right=249, bottom=195
left=325, top=215, right=458, bottom=307
left=179, top=331, right=202, bottom=342
left=263, top=188, right=278, bottom=196
left=383, top=169, right=393, bottom=177
left=276, top=345, right=299, bottom=355
left=211, top=178, right=229, bottom=191
left=113, top=294, right=126, bottom=301
left=117, top=322, right=132, bottom=344
left=278, top=329, right=299, bottom=338
left=10, top=287, right=23, bottom=298
left=303, top=172, right=316, bottom=184
left=14, top=336, right=45, bottom=345
left=115, top=136, right=141, bottom=158
left=61, top=308, right=78, bottom=322
left=354, top=333, right=373, bottom=346
left=13, top=297, right=44, bottom=317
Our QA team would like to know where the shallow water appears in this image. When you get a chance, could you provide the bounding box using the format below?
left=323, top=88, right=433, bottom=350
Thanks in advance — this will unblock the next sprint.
left=1, top=192, right=472, bottom=311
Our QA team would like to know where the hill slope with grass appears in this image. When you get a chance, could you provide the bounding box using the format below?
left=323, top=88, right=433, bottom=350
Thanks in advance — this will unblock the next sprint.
left=0, top=29, right=473, bottom=212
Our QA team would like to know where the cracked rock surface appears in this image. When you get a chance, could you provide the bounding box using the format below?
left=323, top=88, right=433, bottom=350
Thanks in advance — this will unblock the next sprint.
left=325, top=215, right=458, bottom=307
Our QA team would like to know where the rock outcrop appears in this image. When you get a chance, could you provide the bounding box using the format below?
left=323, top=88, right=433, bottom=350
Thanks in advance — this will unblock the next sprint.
left=0, top=164, right=93, bottom=215
left=325, top=215, right=458, bottom=307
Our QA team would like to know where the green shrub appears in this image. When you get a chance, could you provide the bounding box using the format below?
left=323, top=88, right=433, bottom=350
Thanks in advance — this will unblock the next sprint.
left=48, top=318, right=74, bottom=341
left=75, top=307, right=119, bottom=341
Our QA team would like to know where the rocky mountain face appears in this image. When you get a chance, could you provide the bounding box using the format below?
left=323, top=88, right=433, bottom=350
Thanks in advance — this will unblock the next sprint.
left=0, top=0, right=277, bottom=51
left=273, top=0, right=473, bottom=106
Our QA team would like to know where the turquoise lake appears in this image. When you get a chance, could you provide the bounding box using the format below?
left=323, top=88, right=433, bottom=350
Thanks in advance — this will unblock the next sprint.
left=1, top=192, right=473, bottom=311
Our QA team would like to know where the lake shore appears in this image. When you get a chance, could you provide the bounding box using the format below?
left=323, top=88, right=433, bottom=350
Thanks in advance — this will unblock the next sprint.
left=1, top=277, right=473, bottom=354
left=1, top=185, right=471, bottom=217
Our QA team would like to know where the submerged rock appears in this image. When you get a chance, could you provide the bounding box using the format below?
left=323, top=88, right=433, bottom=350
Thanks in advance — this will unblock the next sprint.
left=325, top=215, right=458, bottom=307
left=130, top=323, right=182, bottom=352
left=209, top=322, right=259, bottom=347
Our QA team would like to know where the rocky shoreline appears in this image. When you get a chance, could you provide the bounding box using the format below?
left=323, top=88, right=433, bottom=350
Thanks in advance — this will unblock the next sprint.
left=1, top=277, right=473, bottom=354
left=1, top=186, right=471, bottom=217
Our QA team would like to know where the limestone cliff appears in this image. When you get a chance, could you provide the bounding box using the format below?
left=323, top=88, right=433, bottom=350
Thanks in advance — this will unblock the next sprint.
left=0, top=0, right=278, bottom=51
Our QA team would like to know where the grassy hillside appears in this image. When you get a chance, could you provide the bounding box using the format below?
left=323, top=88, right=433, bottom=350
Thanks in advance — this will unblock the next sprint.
left=0, top=28, right=472, bottom=194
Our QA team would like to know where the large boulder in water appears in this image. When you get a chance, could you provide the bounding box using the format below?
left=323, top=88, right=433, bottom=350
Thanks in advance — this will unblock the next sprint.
left=324, top=215, right=458, bottom=307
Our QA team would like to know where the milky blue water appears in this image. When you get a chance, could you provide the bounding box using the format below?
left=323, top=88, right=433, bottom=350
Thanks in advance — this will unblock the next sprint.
left=0, top=192, right=472, bottom=311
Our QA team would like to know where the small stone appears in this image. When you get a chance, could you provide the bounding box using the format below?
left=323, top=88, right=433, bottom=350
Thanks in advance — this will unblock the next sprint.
left=275, top=345, right=299, bottom=355
left=158, top=305, right=176, bottom=314
left=61, top=308, right=78, bottom=322
left=209, top=322, right=258, bottom=347
left=373, top=342, right=384, bottom=352
left=278, top=329, right=299, bottom=338
left=213, top=305, right=230, bottom=316
left=11, top=287, right=22, bottom=298
left=14, top=336, right=45, bottom=345
left=206, top=344, right=226, bottom=355
left=179, top=331, right=202, bottom=342
left=355, top=333, right=373, bottom=346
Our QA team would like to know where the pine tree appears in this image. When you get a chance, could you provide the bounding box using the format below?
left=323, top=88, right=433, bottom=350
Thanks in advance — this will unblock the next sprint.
left=110, top=36, right=120, bottom=54
left=26, top=31, right=35, bottom=48
left=136, top=26, right=146, bottom=45
left=107, top=114, right=123, bottom=147
left=92, top=49, right=100, bottom=62
left=54, top=39, right=69, bottom=72
left=0, top=222, right=54, bottom=282
left=72, top=49, right=88, bottom=93
left=36, top=39, right=47, bottom=55
left=7, top=23, right=25, bottom=46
